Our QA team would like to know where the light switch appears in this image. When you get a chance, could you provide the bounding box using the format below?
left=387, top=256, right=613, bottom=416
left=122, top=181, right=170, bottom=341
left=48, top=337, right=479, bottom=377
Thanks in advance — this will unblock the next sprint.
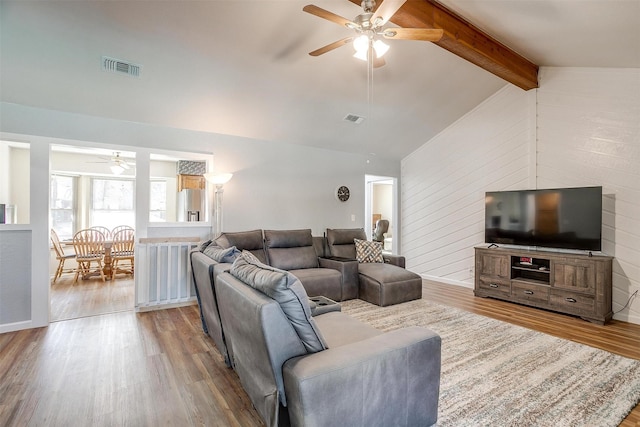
left=351, top=214, right=356, bottom=221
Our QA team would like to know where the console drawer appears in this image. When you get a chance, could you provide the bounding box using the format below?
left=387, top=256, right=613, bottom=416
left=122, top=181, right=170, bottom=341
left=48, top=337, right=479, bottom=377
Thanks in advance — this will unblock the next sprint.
left=478, top=278, right=511, bottom=297
left=549, top=289, right=595, bottom=315
left=511, top=281, right=549, bottom=304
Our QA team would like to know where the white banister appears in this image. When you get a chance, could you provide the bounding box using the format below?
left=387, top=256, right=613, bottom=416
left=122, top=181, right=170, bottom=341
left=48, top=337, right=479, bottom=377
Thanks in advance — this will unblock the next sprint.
left=135, top=237, right=200, bottom=311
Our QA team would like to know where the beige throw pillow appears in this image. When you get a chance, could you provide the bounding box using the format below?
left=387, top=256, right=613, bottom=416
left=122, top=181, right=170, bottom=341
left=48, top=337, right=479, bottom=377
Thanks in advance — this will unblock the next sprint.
left=354, top=238, right=384, bottom=263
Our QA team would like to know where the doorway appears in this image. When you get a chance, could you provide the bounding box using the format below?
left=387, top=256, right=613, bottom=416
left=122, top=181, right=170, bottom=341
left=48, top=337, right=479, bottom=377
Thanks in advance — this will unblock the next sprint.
left=49, top=144, right=137, bottom=321
left=365, top=175, right=398, bottom=254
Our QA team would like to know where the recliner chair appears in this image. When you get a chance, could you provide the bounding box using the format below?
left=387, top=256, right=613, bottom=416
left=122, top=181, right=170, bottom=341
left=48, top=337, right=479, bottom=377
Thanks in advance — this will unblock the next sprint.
left=372, top=219, right=389, bottom=243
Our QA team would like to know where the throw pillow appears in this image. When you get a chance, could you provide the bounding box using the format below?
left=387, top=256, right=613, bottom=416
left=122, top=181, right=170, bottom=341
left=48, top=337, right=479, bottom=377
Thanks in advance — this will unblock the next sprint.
left=199, top=239, right=212, bottom=251
left=230, top=251, right=328, bottom=353
left=203, top=245, right=241, bottom=263
left=354, top=238, right=384, bottom=263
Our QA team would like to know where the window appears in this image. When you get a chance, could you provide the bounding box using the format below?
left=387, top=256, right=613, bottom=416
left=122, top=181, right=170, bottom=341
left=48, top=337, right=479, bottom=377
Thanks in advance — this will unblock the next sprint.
left=149, top=180, right=167, bottom=222
left=91, top=178, right=134, bottom=230
left=50, top=175, right=76, bottom=240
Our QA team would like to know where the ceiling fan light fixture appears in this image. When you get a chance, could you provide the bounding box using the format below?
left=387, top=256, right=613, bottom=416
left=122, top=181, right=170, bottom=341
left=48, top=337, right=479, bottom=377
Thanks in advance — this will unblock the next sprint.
left=353, top=50, right=369, bottom=61
left=353, top=34, right=369, bottom=53
left=373, top=39, right=389, bottom=58
left=110, top=164, right=125, bottom=175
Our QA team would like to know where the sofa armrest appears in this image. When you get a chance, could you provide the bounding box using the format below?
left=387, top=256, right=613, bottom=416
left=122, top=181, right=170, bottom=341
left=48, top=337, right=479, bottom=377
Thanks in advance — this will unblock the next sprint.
left=283, top=326, right=441, bottom=427
left=383, top=254, right=405, bottom=268
left=308, top=296, right=341, bottom=316
left=318, top=257, right=359, bottom=300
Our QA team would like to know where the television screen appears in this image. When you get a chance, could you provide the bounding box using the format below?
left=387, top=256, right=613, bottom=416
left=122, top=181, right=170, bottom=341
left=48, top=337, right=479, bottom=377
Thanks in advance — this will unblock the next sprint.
left=485, top=187, right=602, bottom=251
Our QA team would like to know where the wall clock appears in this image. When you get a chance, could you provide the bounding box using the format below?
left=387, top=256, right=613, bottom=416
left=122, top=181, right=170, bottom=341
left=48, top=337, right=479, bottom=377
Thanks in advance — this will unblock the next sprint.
left=336, top=185, right=350, bottom=202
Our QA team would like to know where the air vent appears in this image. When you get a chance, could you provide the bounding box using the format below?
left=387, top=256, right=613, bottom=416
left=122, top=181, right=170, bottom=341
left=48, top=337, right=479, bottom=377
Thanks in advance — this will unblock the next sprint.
left=344, top=114, right=365, bottom=124
left=177, top=160, right=207, bottom=175
left=102, top=56, right=141, bottom=77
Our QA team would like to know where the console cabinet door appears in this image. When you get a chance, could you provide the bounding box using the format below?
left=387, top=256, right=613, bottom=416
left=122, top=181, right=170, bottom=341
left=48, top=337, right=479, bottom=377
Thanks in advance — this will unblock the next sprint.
left=478, top=252, right=509, bottom=279
left=552, top=259, right=595, bottom=294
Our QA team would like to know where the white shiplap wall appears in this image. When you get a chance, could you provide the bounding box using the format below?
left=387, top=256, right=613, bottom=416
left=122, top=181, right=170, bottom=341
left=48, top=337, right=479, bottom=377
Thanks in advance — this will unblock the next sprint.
left=402, top=67, right=640, bottom=325
left=402, top=85, right=532, bottom=285
left=536, top=67, right=640, bottom=324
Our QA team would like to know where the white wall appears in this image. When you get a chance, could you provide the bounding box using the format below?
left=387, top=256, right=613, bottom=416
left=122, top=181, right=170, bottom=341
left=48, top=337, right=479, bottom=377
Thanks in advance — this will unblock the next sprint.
left=535, top=67, right=640, bottom=324
left=0, top=142, right=9, bottom=203
left=402, top=85, right=533, bottom=284
left=402, top=67, right=640, bottom=324
left=2, top=102, right=399, bottom=235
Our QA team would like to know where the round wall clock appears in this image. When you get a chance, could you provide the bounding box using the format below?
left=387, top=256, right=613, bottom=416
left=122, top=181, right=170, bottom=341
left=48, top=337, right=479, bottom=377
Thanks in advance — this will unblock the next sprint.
left=336, top=185, right=350, bottom=202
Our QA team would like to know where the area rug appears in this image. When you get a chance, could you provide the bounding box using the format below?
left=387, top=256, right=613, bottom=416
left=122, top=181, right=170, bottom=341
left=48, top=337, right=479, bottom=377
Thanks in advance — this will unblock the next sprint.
left=340, top=298, right=640, bottom=427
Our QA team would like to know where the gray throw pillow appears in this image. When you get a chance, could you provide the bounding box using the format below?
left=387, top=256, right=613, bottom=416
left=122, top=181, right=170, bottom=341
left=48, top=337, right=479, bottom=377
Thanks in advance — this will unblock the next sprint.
left=230, top=251, right=328, bottom=353
left=199, top=239, right=212, bottom=251
left=203, top=245, right=241, bottom=263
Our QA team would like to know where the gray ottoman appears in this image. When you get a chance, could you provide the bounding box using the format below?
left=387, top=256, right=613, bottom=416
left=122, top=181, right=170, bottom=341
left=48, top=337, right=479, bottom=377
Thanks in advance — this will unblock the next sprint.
left=358, top=263, right=423, bottom=306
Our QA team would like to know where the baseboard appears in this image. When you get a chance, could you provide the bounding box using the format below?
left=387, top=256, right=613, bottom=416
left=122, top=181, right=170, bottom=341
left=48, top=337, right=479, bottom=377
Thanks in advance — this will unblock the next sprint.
left=0, top=320, right=36, bottom=334
left=136, top=298, right=198, bottom=312
left=613, top=311, right=640, bottom=326
left=421, top=274, right=474, bottom=290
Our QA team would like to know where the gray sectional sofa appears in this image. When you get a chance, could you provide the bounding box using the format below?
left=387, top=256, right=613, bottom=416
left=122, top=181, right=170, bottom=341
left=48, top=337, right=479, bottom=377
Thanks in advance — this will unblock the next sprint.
left=214, top=250, right=442, bottom=427
left=189, top=228, right=441, bottom=426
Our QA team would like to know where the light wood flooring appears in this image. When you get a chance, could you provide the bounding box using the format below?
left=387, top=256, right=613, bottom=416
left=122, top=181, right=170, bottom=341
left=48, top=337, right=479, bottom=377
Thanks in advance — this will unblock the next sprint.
left=1, top=280, right=638, bottom=426
left=50, top=273, right=135, bottom=322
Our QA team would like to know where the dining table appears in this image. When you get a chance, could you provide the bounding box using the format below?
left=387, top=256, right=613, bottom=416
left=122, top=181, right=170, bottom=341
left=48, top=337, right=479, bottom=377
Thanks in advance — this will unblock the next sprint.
left=63, top=239, right=115, bottom=279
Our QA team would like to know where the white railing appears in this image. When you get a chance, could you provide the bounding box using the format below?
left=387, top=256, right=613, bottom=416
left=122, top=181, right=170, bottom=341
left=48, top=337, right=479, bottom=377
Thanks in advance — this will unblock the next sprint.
left=135, top=237, right=201, bottom=311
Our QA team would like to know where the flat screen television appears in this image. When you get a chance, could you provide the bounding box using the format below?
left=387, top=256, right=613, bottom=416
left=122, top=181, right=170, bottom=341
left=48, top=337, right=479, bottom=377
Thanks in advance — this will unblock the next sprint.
left=485, top=186, right=602, bottom=251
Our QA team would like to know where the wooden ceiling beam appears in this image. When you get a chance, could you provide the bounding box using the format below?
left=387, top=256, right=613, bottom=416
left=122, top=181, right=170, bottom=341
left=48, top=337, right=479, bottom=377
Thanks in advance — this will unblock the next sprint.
left=349, top=0, right=539, bottom=90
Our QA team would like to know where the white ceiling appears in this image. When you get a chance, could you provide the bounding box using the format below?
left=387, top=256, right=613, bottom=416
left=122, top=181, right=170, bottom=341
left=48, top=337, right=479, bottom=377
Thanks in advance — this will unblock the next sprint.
left=1, top=1, right=638, bottom=161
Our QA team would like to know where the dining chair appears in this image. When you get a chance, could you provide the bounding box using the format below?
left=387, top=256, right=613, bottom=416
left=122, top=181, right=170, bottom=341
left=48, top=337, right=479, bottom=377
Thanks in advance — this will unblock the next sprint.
left=110, top=228, right=135, bottom=279
left=73, top=228, right=106, bottom=283
left=111, top=225, right=134, bottom=237
left=90, top=225, right=112, bottom=240
left=50, top=229, right=76, bottom=283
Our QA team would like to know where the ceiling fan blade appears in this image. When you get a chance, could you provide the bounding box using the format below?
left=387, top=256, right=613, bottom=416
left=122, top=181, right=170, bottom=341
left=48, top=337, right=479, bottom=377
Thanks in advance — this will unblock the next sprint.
left=309, top=37, right=354, bottom=56
left=373, top=56, right=386, bottom=68
left=373, top=0, right=407, bottom=26
left=119, top=162, right=131, bottom=170
left=303, top=5, right=355, bottom=28
left=382, top=28, right=444, bottom=41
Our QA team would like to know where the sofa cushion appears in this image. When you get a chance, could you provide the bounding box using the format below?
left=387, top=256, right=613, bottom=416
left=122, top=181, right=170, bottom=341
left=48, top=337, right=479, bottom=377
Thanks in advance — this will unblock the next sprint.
left=290, top=268, right=342, bottom=302
left=313, top=311, right=381, bottom=348
left=354, top=239, right=384, bottom=263
left=202, top=245, right=241, bottom=263
left=264, top=229, right=319, bottom=270
left=215, top=229, right=267, bottom=263
left=358, top=262, right=421, bottom=283
left=326, top=228, right=367, bottom=259
left=230, top=251, right=328, bottom=353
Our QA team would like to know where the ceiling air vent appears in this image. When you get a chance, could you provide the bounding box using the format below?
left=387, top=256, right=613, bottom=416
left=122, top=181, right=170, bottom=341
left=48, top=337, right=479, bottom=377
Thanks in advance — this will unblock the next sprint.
left=102, top=56, right=141, bottom=77
left=344, top=114, right=365, bottom=125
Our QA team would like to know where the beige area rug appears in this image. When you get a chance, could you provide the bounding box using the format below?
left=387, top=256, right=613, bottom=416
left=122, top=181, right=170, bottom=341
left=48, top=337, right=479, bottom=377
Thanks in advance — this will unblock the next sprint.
left=340, top=298, right=640, bottom=427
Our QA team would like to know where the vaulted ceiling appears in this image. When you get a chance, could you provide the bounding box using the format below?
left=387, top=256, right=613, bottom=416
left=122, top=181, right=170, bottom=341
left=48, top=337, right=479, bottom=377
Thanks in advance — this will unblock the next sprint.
left=1, top=1, right=638, bottom=161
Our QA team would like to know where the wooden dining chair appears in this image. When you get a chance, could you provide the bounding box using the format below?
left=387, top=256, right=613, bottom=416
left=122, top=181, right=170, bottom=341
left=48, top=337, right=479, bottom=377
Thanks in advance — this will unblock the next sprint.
left=111, top=228, right=135, bottom=279
left=90, top=226, right=112, bottom=240
left=111, top=225, right=134, bottom=237
left=73, top=228, right=106, bottom=283
left=50, top=229, right=76, bottom=283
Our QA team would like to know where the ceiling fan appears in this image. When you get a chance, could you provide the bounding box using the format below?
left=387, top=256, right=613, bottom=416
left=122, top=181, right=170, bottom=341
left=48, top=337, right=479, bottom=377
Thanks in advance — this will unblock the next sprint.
left=91, top=152, right=135, bottom=175
left=303, top=0, right=444, bottom=67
